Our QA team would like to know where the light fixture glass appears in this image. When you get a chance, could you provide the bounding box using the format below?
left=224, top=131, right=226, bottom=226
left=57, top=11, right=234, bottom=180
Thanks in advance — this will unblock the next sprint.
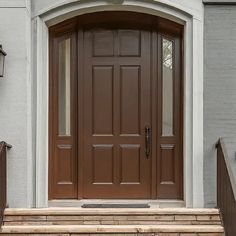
left=0, top=45, right=7, bottom=77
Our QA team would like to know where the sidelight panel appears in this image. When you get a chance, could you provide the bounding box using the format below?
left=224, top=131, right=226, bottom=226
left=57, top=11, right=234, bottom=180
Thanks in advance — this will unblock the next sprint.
left=49, top=21, right=78, bottom=199
left=58, top=38, right=71, bottom=136
left=162, top=38, right=174, bottom=137
left=157, top=32, right=183, bottom=199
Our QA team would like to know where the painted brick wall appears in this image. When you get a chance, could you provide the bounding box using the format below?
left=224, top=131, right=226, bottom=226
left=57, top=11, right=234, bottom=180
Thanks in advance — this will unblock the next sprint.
left=204, top=5, right=236, bottom=207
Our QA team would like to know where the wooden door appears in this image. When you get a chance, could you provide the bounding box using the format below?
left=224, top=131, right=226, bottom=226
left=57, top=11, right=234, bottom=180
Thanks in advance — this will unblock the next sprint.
left=82, top=29, right=152, bottom=198
left=49, top=12, right=183, bottom=200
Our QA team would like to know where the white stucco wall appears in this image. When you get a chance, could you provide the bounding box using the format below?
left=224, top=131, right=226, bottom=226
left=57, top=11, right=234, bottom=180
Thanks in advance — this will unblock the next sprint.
left=0, top=0, right=32, bottom=207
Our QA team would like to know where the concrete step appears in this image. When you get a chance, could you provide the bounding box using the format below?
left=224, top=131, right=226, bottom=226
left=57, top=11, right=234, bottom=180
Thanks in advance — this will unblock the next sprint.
left=3, top=208, right=222, bottom=226
left=0, top=224, right=225, bottom=235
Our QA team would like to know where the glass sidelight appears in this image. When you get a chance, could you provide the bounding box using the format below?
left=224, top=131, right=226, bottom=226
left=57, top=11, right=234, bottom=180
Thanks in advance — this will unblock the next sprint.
left=162, top=38, right=174, bottom=137
left=58, top=38, right=71, bottom=136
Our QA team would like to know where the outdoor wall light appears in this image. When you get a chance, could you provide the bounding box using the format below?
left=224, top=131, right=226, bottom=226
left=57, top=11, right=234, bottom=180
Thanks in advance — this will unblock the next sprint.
left=0, top=45, right=7, bottom=77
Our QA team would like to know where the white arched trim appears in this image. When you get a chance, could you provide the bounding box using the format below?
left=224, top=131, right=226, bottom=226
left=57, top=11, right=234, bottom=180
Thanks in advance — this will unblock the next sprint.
left=35, top=0, right=204, bottom=208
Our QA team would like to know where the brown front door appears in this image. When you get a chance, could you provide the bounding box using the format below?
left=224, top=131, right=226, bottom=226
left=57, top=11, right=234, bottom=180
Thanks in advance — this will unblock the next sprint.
left=83, top=29, right=152, bottom=198
left=49, top=12, right=183, bottom=200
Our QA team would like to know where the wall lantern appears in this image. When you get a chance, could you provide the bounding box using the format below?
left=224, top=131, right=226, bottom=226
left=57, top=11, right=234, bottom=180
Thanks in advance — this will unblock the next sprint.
left=0, top=45, right=7, bottom=77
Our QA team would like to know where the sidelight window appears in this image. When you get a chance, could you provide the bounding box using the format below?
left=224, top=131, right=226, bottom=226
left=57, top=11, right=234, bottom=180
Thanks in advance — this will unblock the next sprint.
left=58, top=38, right=71, bottom=136
left=162, top=37, right=174, bottom=137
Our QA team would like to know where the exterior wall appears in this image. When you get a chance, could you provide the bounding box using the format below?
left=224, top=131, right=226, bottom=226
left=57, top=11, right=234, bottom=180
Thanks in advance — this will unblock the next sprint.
left=5, top=0, right=236, bottom=209
left=0, top=0, right=32, bottom=207
left=33, top=0, right=205, bottom=208
left=204, top=3, right=236, bottom=207
left=0, top=0, right=205, bottom=207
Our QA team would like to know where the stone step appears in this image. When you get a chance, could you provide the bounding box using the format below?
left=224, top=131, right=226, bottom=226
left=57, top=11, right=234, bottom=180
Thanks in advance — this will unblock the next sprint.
left=0, top=225, right=225, bottom=235
left=3, top=208, right=222, bottom=226
left=4, top=208, right=221, bottom=216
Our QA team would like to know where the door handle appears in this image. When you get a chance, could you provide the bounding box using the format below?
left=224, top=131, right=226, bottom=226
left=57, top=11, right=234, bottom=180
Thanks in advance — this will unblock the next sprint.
left=145, top=125, right=151, bottom=158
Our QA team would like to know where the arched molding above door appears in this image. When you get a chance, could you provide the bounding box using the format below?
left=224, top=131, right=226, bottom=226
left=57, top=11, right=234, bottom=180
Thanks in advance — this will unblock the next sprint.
left=34, top=0, right=204, bottom=209
left=35, top=1, right=195, bottom=27
left=33, top=0, right=202, bottom=22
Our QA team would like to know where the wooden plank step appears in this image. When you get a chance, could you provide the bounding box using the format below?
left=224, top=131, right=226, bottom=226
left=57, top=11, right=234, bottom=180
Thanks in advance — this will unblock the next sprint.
left=0, top=225, right=224, bottom=234
left=4, top=208, right=220, bottom=216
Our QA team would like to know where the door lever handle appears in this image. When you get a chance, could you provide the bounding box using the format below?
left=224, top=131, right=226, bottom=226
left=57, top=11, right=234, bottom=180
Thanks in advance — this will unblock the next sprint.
left=145, top=125, right=151, bottom=158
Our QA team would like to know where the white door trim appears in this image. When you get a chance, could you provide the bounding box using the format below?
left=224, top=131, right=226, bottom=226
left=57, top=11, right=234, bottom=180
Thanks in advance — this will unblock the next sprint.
left=34, top=0, right=204, bottom=208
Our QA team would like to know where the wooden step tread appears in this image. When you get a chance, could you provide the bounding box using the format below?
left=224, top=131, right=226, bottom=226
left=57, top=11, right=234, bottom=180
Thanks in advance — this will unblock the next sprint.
left=4, top=208, right=220, bottom=216
left=0, top=225, right=224, bottom=234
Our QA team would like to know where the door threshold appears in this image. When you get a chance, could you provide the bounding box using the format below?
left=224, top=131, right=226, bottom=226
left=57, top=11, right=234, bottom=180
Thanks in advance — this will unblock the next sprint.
left=48, top=199, right=185, bottom=208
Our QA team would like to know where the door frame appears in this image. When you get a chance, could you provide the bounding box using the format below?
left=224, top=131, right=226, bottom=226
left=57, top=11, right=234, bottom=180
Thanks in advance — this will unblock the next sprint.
left=48, top=12, right=183, bottom=200
left=34, top=0, right=204, bottom=208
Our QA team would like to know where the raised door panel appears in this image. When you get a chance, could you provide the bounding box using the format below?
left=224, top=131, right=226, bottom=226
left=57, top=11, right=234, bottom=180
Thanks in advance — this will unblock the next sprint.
left=92, top=66, right=114, bottom=135
left=93, top=30, right=115, bottom=57
left=118, top=30, right=141, bottom=56
left=160, top=144, right=175, bottom=184
left=120, top=66, right=141, bottom=135
left=120, top=145, right=141, bottom=184
left=92, top=145, right=114, bottom=184
left=56, top=145, right=74, bottom=184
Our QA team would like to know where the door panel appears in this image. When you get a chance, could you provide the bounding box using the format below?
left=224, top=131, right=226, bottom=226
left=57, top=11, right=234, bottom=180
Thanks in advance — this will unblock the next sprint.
left=118, top=30, right=141, bottom=56
left=83, top=29, right=152, bottom=198
left=120, top=144, right=141, bottom=184
left=92, top=66, right=114, bottom=135
left=92, top=145, right=114, bottom=184
left=160, top=144, right=175, bottom=184
left=120, top=66, right=141, bottom=135
left=93, top=30, right=115, bottom=57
